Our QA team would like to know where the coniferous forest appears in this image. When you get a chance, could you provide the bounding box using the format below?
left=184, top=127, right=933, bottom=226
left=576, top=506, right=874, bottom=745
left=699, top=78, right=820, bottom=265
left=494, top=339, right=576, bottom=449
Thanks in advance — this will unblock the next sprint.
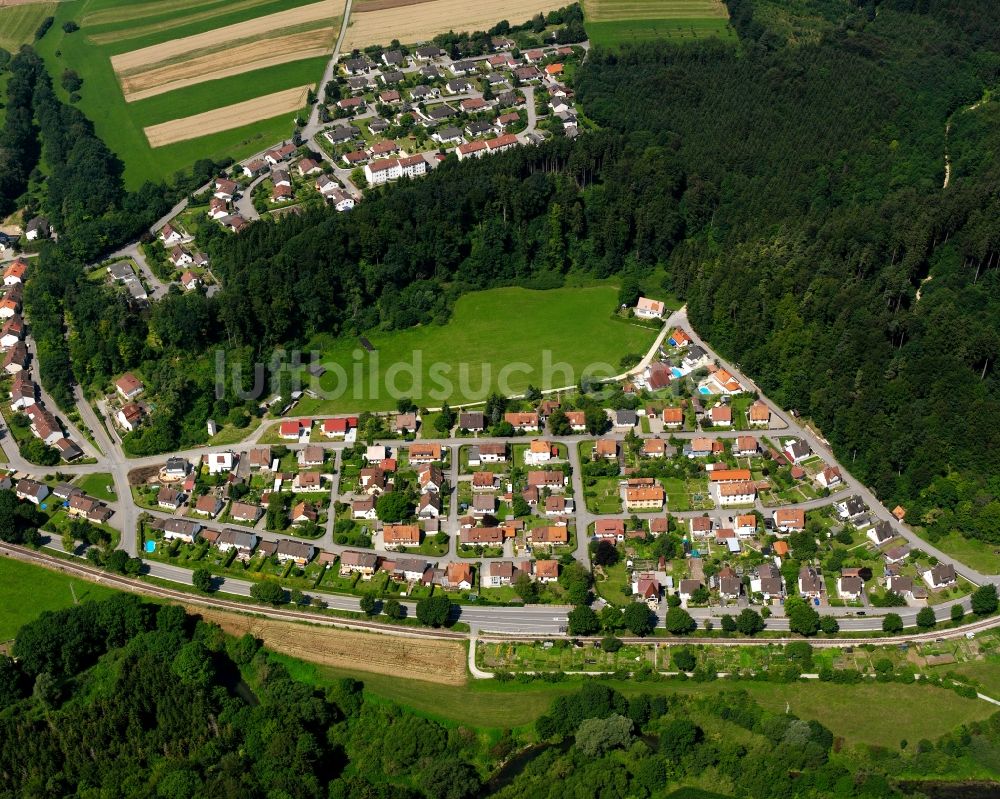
left=2, top=0, right=1000, bottom=545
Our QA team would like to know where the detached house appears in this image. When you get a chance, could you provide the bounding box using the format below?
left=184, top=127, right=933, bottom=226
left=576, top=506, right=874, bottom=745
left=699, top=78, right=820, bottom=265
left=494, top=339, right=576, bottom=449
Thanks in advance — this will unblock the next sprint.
left=773, top=508, right=806, bottom=533
left=635, top=297, right=665, bottom=319
left=504, top=412, right=539, bottom=432
left=115, top=372, right=145, bottom=400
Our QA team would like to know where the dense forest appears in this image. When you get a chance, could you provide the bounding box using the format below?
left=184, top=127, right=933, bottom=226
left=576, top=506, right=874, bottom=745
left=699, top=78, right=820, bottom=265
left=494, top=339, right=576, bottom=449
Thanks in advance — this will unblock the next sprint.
left=6, top=0, right=1000, bottom=544
left=575, top=0, right=1000, bottom=544
left=1, top=595, right=998, bottom=799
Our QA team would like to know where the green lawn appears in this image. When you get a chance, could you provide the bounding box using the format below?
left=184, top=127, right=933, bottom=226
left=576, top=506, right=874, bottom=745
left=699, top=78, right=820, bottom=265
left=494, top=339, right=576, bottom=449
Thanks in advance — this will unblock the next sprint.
left=295, top=286, right=659, bottom=413
left=74, top=472, right=117, bottom=502
left=270, top=651, right=995, bottom=747
left=34, top=0, right=330, bottom=187
left=917, top=529, right=1000, bottom=575
left=0, top=558, right=120, bottom=640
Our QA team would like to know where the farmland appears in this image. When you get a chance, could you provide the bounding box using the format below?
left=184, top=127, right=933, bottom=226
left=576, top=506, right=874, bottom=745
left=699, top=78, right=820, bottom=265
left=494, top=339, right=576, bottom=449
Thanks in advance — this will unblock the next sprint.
left=192, top=607, right=469, bottom=684
left=582, top=0, right=733, bottom=46
left=295, top=285, right=659, bottom=414
left=0, top=2, right=56, bottom=52
left=33, top=0, right=338, bottom=186
left=342, top=0, right=567, bottom=50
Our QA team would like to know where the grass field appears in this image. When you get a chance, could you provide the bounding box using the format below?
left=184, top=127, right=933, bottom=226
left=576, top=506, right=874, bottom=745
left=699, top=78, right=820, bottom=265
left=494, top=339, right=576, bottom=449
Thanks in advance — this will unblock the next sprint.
left=0, top=3, right=57, bottom=51
left=280, top=654, right=996, bottom=746
left=295, top=286, right=659, bottom=414
left=582, top=0, right=733, bottom=46
left=0, top=557, right=120, bottom=641
left=73, top=472, right=118, bottom=502
left=34, top=0, right=333, bottom=186
left=916, top=529, right=1000, bottom=575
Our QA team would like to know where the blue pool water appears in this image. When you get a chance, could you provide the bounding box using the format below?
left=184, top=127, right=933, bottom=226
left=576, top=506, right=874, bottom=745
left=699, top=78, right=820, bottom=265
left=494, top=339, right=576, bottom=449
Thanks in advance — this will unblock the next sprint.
left=698, top=386, right=711, bottom=395
left=145, top=540, right=156, bottom=553
left=670, top=367, right=684, bottom=378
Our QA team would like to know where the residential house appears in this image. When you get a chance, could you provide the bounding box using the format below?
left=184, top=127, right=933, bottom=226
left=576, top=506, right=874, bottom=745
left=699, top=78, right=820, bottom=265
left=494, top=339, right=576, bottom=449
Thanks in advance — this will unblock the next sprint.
left=27, top=406, right=62, bottom=445
left=15, top=478, right=48, bottom=505
left=838, top=569, right=864, bottom=600
left=773, top=508, right=806, bottom=533
left=528, top=526, right=569, bottom=548
left=162, top=518, right=200, bottom=543
left=159, top=223, right=183, bottom=245
left=594, top=518, right=625, bottom=541
left=468, top=443, right=506, bottom=465
left=9, top=372, right=36, bottom=410
left=418, top=465, right=444, bottom=494
left=409, top=443, right=441, bottom=464
left=642, top=438, right=666, bottom=458
left=383, top=524, right=421, bottom=550
left=798, top=566, right=822, bottom=599
left=460, top=526, right=504, bottom=546
left=115, top=372, right=145, bottom=400
left=472, top=493, right=496, bottom=517
left=594, top=439, right=618, bottom=460
left=359, top=468, right=386, bottom=494
left=734, top=436, right=760, bottom=457
left=923, top=563, right=957, bottom=590
left=206, top=451, right=234, bottom=475
left=459, top=411, right=485, bottom=431
left=634, top=574, right=662, bottom=607
left=525, top=439, right=554, bottom=465
left=248, top=447, right=272, bottom=470
left=868, top=520, right=895, bottom=547
left=748, top=401, right=771, bottom=426
left=626, top=486, right=665, bottom=511
left=0, top=314, right=25, bottom=349
left=709, top=405, right=732, bottom=427
left=116, top=403, right=143, bottom=432
left=276, top=539, right=314, bottom=565
left=164, top=457, right=189, bottom=480
left=193, top=494, right=223, bottom=517
left=615, top=409, right=637, bottom=429
left=784, top=440, right=811, bottom=463
left=157, top=486, right=182, bottom=510
left=3, top=341, right=27, bottom=374
left=816, top=466, right=843, bottom=489
left=484, top=560, right=518, bottom=587
left=472, top=471, right=498, bottom=492
left=734, top=515, right=757, bottom=538
left=662, top=407, right=684, bottom=429
left=292, top=471, right=324, bottom=492
left=749, top=563, right=784, bottom=600
left=3, top=259, right=27, bottom=286
left=527, top=470, right=567, bottom=491
left=291, top=501, right=318, bottom=525
left=504, top=412, right=539, bottom=432
left=417, top=493, right=441, bottom=519
left=352, top=496, right=378, bottom=520
left=214, top=178, right=238, bottom=201
left=837, top=495, right=867, bottom=520
left=340, top=550, right=378, bottom=577
left=297, top=445, right=325, bottom=468
left=230, top=502, right=262, bottom=524
left=635, top=297, right=665, bottom=319
left=544, top=495, right=573, bottom=516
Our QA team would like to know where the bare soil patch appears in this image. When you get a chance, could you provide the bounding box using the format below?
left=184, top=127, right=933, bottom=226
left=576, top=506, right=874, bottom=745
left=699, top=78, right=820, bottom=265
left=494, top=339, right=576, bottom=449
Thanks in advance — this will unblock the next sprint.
left=111, top=0, right=338, bottom=73
left=192, top=606, right=468, bottom=684
left=121, top=28, right=335, bottom=101
left=343, top=0, right=565, bottom=48
left=144, top=84, right=310, bottom=146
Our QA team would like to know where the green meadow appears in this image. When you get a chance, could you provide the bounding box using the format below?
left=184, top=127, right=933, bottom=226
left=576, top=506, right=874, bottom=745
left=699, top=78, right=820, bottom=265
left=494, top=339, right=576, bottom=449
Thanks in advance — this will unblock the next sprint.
left=295, top=285, right=660, bottom=414
left=33, top=0, right=331, bottom=187
left=0, top=558, right=120, bottom=641
left=582, top=0, right=733, bottom=46
left=587, top=16, right=734, bottom=46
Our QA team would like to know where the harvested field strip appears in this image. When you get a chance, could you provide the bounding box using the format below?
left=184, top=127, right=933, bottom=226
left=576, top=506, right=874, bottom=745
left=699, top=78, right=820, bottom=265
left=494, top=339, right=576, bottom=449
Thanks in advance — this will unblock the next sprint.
left=343, top=0, right=565, bottom=49
left=111, top=0, right=339, bottom=72
left=583, top=0, right=727, bottom=20
left=191, top=606, right=468, bottom=685
left=87, top=0, right=281, bottom=46
left=117, top=20, right=336, bottom=76
left=143, top=84, right=310, bottom=146
left=120, top=28, right=335, bottom=101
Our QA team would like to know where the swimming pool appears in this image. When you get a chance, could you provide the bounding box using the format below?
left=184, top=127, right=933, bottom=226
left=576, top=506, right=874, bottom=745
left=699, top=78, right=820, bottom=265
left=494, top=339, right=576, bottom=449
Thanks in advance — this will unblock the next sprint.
left=670, top=367, right=684, bottom=378
left=145, top=540, right=156, bottom=553
left=698, top=386, right=711, bottom=395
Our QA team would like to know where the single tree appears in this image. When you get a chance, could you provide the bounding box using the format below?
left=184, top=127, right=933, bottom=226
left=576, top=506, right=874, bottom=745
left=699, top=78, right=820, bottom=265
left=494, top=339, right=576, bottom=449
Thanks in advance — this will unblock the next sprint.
left=567, top=605, right=600, bottom=636
left=663, top=606, right=696, bottom=635
left=250, top=580, right=285, bottom=605
left=916, top=606, right=936, bottom=629
left=971, top=585, right=998, bottom=616
left=882, top=613, right=904, bottom=634
left=360, top=594, right=377, bottom=616
left=192, top=567, right=213, bottom=593
left=623, top=602, right=655, bottom=636
left=416, top=595, right=451, bottom=627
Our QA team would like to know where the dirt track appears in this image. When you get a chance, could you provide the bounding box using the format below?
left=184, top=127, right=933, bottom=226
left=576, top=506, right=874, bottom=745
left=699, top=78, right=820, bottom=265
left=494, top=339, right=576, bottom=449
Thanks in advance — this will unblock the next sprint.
left=111, top=0, right=339, bottom=73
left=192, top=606, right=468, bottom=684
left=343, top=0, right=566, bottom=49
left=121, top=28, right=335, bottom=101
left=144, top=85, right=311, bottom=146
